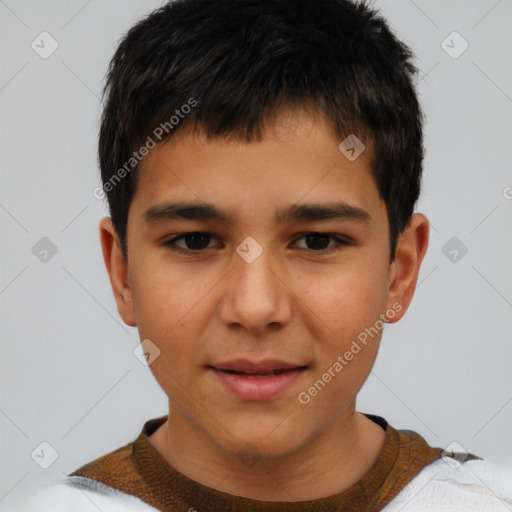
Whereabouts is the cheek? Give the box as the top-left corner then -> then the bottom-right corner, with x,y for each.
296,260 -> 387,402
129,274 -> 203,379
300,264 -> 388,339
130,257 -> 200,336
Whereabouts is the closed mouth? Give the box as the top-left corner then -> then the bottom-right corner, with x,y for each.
211,366 -> 308,377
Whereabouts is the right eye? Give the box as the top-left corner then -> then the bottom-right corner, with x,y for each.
164,232 -> 221,254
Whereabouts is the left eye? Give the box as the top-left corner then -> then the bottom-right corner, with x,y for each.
293,233 -> 348,253
165,232 -> 348,254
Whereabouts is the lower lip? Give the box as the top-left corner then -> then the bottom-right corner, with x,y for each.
210,367 -> 306,400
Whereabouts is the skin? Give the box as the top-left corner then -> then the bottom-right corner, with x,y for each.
100,109 -> 429,501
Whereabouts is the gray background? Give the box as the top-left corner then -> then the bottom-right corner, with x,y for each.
1,0 -> 511,507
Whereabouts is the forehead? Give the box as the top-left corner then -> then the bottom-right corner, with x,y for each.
130,111 -> 384,228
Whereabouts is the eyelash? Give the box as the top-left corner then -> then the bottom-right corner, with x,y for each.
163,232 -> 350,256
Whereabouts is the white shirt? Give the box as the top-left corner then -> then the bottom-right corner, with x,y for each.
10,458 -> 512,511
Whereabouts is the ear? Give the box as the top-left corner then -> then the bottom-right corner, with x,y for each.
385,213 -> 429,323
99,217 -> 137,327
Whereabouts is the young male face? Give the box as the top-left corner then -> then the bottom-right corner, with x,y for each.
101,109 -> 428,469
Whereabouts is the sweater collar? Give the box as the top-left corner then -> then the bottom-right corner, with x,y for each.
70,413 -> 444,511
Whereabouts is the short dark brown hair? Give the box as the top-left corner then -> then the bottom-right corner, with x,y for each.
99,0 -> 424,261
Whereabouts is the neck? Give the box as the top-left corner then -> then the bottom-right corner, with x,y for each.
148,404 -> 386,501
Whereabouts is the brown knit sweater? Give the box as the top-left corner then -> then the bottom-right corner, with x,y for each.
69,413 -> 479,511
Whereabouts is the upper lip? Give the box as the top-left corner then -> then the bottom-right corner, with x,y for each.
210,359 -> 307,373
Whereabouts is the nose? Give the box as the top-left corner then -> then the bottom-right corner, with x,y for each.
218,242 -> 293,335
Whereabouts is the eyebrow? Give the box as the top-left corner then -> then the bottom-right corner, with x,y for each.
143,200 -> 372,225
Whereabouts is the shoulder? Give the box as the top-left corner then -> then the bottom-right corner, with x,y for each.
10,476 -> 158,512
382,458 -> 512,511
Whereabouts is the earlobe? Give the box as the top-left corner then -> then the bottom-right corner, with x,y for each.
385,213 -> 429,323
99,218 -> 137,327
